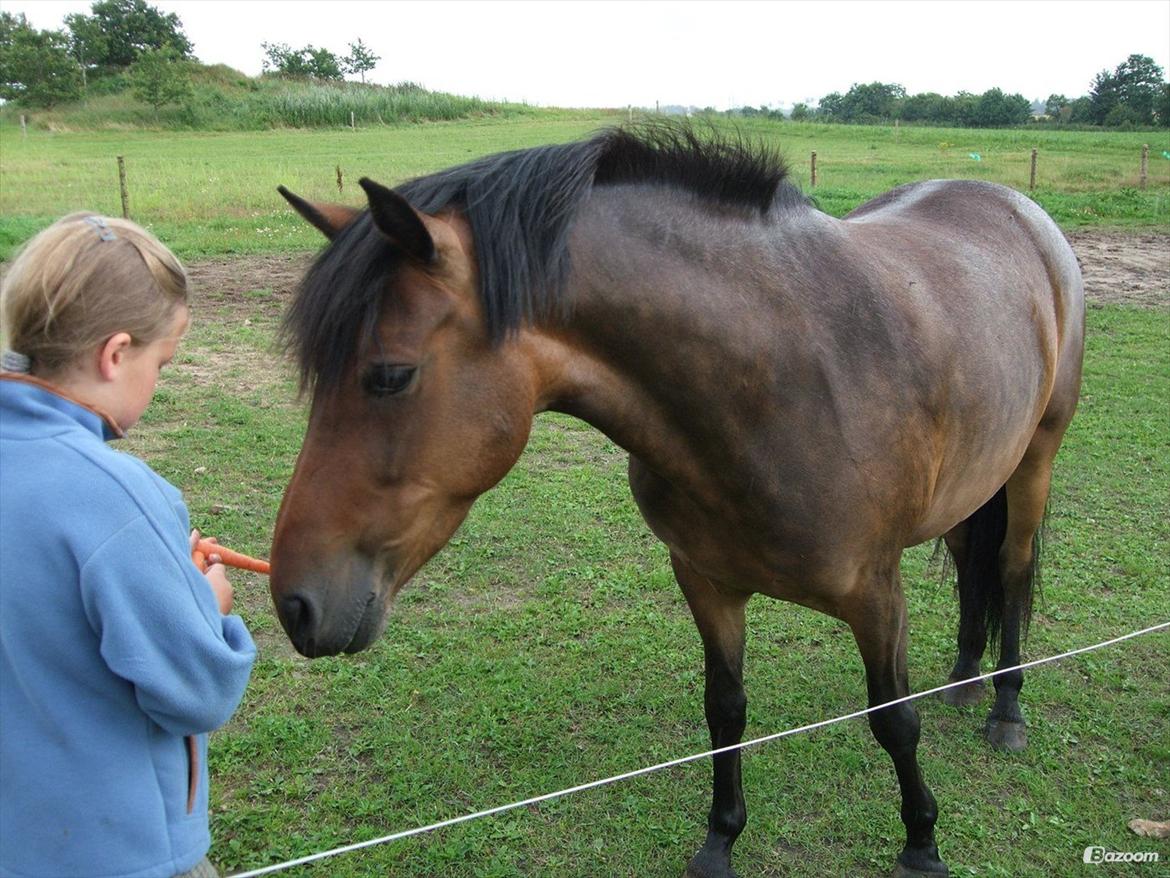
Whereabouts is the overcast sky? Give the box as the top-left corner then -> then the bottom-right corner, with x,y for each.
9,0 -> 1170,110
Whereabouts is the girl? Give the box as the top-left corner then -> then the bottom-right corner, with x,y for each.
0,213 -> 256,878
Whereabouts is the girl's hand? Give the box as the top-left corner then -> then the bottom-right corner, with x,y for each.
190,529 -> 233,614
204,561 -> 234,615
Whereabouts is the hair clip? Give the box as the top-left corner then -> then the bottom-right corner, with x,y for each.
84,216 -> 117,242
1,350 -> 32,373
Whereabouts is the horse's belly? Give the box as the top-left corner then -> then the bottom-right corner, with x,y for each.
627,455 -> 860,611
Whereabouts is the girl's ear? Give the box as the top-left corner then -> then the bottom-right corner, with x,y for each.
97,332 -> 133,381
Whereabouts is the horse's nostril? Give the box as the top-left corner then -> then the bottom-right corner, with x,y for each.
279,594 -> 318,651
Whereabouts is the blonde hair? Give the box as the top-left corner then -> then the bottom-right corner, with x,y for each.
1,212 -> 188,377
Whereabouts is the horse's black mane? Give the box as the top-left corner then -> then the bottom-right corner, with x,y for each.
284,121 -> 805,392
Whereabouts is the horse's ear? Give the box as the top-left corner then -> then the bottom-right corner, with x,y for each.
277,186 -> 360,240
358,177 -> 436,264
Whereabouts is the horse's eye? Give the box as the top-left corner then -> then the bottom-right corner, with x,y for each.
362,364 -> 416,397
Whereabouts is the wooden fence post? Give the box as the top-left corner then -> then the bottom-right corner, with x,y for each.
20,115 -> 27,138
336,165 -> 343,192
810,151 -> 817,188
1140,144 -> 1149,190
116,156 -> 130,219
1030,148 -> 1038,190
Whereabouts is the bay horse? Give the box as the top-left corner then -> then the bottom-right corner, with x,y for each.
270,122 -> 1084,877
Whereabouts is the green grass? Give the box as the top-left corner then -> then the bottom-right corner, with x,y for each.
0,116 -> 1166,261
113,277 -> 1170,878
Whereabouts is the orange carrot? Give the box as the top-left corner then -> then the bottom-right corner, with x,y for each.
192,537 -> 271,575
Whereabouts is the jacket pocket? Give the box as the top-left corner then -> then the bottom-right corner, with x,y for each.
185,734 -> 199,814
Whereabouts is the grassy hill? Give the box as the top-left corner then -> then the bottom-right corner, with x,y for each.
0,63 -> 598,132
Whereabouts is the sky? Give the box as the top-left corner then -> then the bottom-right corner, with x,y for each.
8,0 -> 1170,111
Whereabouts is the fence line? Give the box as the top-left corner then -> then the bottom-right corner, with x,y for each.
228,620 -> 1169,878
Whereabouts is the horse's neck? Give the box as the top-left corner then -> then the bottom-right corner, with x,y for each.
532,195 -> 780,484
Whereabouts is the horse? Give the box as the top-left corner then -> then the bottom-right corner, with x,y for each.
269,122 -> 1084,877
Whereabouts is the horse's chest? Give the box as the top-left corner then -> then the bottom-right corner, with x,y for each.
626,454 -> 837,599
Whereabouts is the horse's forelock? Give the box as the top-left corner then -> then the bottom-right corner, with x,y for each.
281,214 -> 400,395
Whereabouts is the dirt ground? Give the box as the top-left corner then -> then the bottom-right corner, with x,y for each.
186,228 -> 1168,311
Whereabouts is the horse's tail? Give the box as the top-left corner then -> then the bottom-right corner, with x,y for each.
956,485 -> 1041,649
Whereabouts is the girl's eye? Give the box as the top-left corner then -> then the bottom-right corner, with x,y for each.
362,364 -> 416,397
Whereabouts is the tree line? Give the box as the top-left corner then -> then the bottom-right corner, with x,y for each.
733,55 -> 1169,128
2,0 -> 1167,130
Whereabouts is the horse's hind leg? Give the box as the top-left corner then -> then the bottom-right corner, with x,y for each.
983,434 -> 1059,751
672,554 -> 749,878
847,561 -> 947,877
940,523 -> 990,708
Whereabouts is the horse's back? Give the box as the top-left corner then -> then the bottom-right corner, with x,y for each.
846,179 -> 1083,317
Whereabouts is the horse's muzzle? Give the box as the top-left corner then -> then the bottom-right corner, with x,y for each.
272,556 -> 386,657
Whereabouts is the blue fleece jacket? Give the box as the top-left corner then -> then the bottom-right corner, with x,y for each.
0,377 -> 256,878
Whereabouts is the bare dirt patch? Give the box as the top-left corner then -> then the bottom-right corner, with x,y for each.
1065,229 -> 1169,309
186,252 -> 311,314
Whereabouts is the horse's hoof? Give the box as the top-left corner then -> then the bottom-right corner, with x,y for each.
683,866 -> 739,878
940,678 -> 986,707
683,849 -> 738,878
985,718 -> 1028,751
892,862 -> 949,878
892,844 -> 949,877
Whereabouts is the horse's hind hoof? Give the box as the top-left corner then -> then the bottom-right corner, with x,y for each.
940,678 -> 986,707
985,718 -> 1028,751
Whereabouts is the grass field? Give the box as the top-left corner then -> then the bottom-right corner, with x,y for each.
2,117 -> 1168,876
0,115 -> 1167,261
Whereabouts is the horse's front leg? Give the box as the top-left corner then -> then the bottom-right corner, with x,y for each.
847,563 -> 949,877
672,554 -> 750,878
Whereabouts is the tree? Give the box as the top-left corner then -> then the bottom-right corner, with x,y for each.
1158,83 -> 1170,128
789,102 -> 812,121
62,11 -> 106,93
971,88 -> 1032,127
262,41 -> 343,80
1088,68 -> 1121,124
262,42 -> 307,76
66,0 -> 192,75
901,92 -> 954,124
951,91 -> 980,127
816,91 -> 844,120
129,44 -> 191,113
1115,54 -> 1164,124
837,81 -> 906,122
1044,94 -> 1068,117
1090,54 -> 1165,126
306,46 -> 343,81
0,12 -> 83,107
1067,96 -> 1093,125
344,38 -> 378,83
